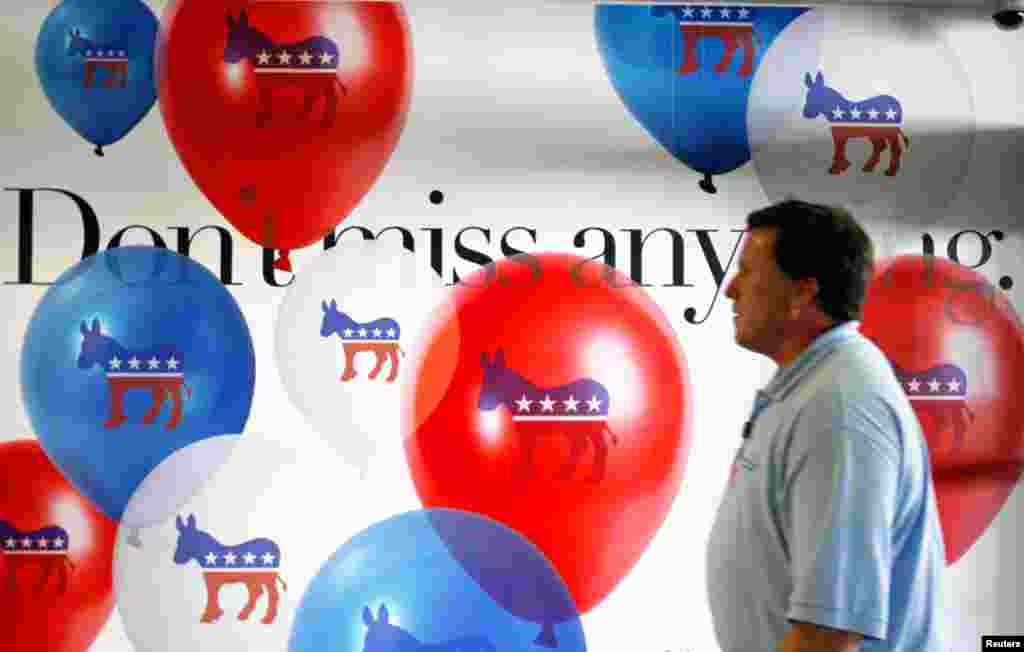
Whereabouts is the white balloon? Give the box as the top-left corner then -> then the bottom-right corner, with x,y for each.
114,433 -> 362,652
748,5 -> 975,227
274,238 -> 452,476
119,435 -> 239,541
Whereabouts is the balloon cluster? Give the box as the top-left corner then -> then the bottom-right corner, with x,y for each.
594,3 -> 974,207
16,241 -> 695,652
36,0 -> 412,269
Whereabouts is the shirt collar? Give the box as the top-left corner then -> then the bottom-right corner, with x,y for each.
758,320 -> 861,403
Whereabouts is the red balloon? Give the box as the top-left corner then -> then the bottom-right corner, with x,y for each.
157,1 -> 412,271
0,440 -> 117,652
402,253 -> 692,613
859,255 -> 1024,564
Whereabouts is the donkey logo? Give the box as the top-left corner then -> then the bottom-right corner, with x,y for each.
890,361 -> 974,453
802,70 -> 910,176
320,300 -> 405,382
479,350 -> 619,482
653,5 -> 761,77
362,604 -> 496,652
77,319 -> 191,430
1,519 -> 74,596
173,514 -> 287,624
67,28 -> 129,89
224,10 -> 348,128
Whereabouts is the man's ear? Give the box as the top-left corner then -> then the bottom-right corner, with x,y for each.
791,277 -> 820,317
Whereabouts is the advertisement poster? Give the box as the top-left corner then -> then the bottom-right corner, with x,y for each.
3,1 -> 1023,650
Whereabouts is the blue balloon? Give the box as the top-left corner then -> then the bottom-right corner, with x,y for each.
594,4 -> 808,193
20,246 -> 255,522
289,509 -> 587,652
35,0 -> 158,156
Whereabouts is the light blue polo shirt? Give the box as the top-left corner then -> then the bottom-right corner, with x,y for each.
706,321 -> 947,651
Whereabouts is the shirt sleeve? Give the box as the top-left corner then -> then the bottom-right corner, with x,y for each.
781,388 -> 901,640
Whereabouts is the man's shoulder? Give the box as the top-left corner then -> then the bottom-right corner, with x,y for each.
787,336 -> 915,443
815,334 -> 908,401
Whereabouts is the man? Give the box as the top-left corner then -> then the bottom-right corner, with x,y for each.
706,199 -> 946,651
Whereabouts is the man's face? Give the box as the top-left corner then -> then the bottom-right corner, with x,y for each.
724,227 -> 799,358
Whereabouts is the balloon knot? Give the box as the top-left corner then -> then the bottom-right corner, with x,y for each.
274,251 -> 293,273
533,622 -> 558,648
699,172 -> 717,194
94,145 -> 105,157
